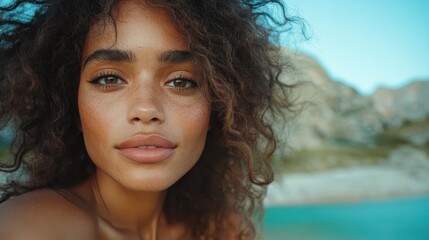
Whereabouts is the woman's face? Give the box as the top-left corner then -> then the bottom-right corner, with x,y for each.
78,1 -> 211,191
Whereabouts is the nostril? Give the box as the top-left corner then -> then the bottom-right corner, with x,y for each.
131,116 -> 160,123
149,117 -> 160,122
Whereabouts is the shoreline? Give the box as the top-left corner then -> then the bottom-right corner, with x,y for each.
265,165 -> 429,206
265,191 -> 429,207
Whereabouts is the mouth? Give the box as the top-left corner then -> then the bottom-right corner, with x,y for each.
136,146 -> 157,149
116,134 -> 176,163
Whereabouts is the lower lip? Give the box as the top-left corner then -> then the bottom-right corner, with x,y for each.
117,147 -> 175,163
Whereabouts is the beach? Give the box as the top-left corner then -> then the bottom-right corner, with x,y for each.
266,164 -> 429,205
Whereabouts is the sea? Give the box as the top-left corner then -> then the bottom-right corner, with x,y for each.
263,196 -> 429,240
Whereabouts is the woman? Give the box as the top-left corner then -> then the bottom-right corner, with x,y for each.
0,0 -> 294,239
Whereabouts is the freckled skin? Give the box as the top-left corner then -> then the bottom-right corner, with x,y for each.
75,1 -> 211,238
79,2 -> 211,192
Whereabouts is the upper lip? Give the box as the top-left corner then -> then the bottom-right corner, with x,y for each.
115,134 -> 176,149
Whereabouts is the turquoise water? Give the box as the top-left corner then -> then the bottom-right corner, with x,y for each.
264,196 -> 429,240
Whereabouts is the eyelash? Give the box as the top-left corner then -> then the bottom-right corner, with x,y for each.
165,74 -> 198,91
89,72 -> 125,90
88,72 -> 198,92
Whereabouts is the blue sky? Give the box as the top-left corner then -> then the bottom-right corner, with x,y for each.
282,0 -> 429,95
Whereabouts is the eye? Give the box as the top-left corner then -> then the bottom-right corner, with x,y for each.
90,75 -> 126,85
165,78 -> 197,89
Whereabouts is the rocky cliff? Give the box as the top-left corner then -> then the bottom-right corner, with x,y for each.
372,81 -> 429,146
279,49 -> 429,151
372,81 -> 429,128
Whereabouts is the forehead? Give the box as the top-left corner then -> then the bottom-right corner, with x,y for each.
82,1 -> 188,58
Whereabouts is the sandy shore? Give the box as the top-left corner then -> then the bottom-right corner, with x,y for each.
266,165 -> 429,205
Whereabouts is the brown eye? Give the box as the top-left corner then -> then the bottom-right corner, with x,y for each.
89,74 -> 126,86
98,76 -> 125,85
166,78 -> 197,88
104,76 -> 120,84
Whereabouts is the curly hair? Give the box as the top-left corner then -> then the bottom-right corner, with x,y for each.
1,0 -> 296,238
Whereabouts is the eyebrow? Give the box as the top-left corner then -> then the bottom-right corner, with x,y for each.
157,50 -> 192,64
83,49 -> 192,68
83,49 -> 136,67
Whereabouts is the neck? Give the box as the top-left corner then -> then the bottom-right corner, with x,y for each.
92,170 -> 166,239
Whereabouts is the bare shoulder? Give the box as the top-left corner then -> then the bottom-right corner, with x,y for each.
0,188 -> 97,240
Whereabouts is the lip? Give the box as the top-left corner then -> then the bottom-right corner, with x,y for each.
115,134 -> 176,163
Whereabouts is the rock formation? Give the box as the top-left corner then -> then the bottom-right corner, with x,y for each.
372,80 -> 429,128
278,49 -> 429,151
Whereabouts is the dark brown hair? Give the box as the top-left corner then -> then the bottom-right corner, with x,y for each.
1,0 -> 296,238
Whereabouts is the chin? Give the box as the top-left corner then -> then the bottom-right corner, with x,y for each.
119,174 -> 179,192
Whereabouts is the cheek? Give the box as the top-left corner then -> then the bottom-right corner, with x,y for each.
78,87 -> 120,126
78,89 -> 117,149
178,99 -> 211,144
78,92 -> 99,153
186,105 -> 210,128
79,92 -> 99,131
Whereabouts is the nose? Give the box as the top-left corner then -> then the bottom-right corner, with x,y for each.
128,84 -> 165,124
